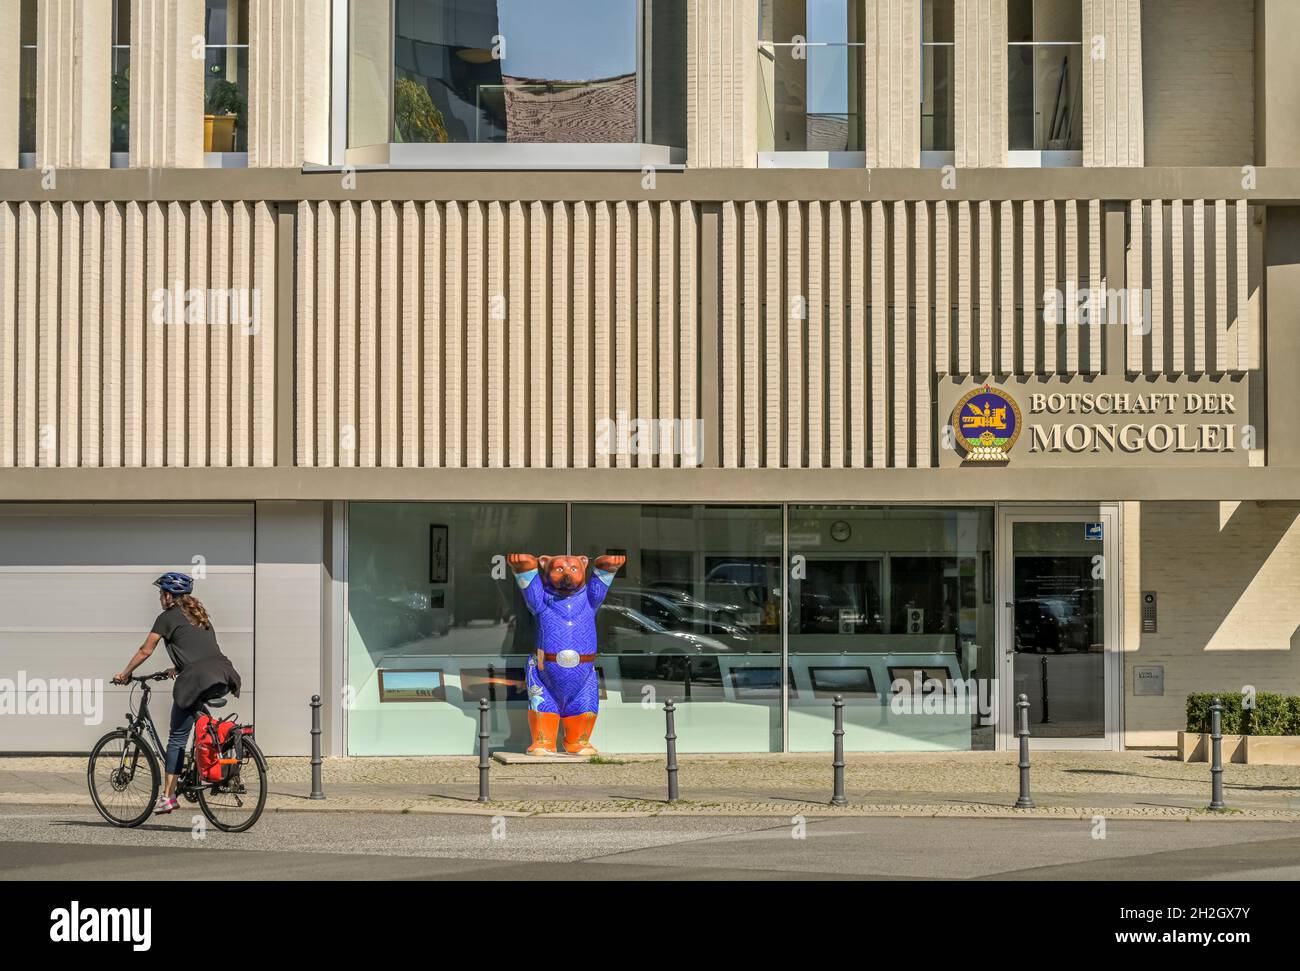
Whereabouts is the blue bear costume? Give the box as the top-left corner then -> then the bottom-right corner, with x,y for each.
515,565 -> 615,718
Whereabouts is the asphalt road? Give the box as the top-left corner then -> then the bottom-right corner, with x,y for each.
1,808 -> 1298,880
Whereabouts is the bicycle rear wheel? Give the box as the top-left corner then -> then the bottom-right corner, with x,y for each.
198,737 -> 268,833
87,729 -> 160,828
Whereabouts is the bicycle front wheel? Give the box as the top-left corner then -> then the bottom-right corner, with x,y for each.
198,737 -> 268,833
87,729 -> 160,828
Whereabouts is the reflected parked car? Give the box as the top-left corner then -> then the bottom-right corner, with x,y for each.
608,586 -> 751,641
596,601 -> 734,654
1015,597 -> 1089,653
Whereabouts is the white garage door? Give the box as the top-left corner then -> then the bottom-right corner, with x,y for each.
0,503 -> 255,753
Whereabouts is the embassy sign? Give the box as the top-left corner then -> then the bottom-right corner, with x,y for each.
942,379 -> 1254,468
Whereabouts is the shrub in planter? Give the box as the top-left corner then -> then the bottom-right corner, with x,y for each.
1186,691 -> 1300,735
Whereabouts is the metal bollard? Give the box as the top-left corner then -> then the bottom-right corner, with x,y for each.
830,695 -> 847,806
1040,656 -> 1051,723
477,698 -> 491,803
1208,697 -> 1225,810
1015,693 -> 1035,809
309,695 -> 325,800
664,698 -> 679,803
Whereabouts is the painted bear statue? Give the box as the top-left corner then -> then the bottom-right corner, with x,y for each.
506,552 -> 625,756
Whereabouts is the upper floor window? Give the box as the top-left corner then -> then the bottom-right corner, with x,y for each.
111,0 -> 130,161
348,0 -> 686,166
921,0 -> 954,156
19,0 -> 36,167
204,0 -> 249,160
759,0 -> 866,157
1008,0 -> 1082,158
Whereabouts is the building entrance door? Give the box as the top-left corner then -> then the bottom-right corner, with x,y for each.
997,506 -> 1121,750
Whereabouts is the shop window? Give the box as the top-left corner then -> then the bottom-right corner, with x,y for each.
348,0 -> 686,166
1008,0 -> 1082,159
571,504 -> 784,753
787,506 -> 996,752
111,0 -> 130,164
759,0 -> 866,159
346,502 -> 566,755
921,0 -> 954,157
18,0 -> 36,167
204,0 -> 249,163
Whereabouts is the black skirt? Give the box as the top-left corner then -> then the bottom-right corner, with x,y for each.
174,654 -> 242,710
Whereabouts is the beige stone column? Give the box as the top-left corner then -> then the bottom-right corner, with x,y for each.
687,0 -> 758,167
954,0 -> 1007,168
0,3 -> 23,168
248,0 -> 331,167
865,0 -> 921,168
36,0 -> 114,169
1256,0 -> 1300,166
1082,0 -> 1144,167
131,0 -> 205,168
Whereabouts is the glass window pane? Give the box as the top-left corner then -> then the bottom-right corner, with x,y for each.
923,0 -> 954,45
921,43 -> 954,152
1031,0 -> 1082,43
112,48 -> 131,154
346,502 -> 566,755
205,47 -> 249,152
20,0 -> 37,46
205,0 -> 248,47
1008,0 -> 1034,42
571,504 -> 784,753
112,0 -> 131,155
645,0 -> 687,149
1011,522 -> 1105,738
761,0 -> 862,46
350,0 -> 393,150
393,0 -> 641,145
788,507 -> 996,752
762,44 -> 863,152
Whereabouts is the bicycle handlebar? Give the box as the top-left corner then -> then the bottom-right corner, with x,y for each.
113,671 -> 170,685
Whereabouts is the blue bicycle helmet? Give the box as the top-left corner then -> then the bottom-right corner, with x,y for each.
153,572 -> 194,595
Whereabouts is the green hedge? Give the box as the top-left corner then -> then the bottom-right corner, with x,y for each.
1186,693 -> 1300,735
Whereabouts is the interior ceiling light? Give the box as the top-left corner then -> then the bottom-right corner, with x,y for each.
456,47 -> 495,64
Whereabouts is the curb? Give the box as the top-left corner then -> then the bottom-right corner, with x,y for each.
4,793 -> 1298,822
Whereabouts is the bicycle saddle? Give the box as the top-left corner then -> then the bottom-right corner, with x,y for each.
205,698 -> 228,709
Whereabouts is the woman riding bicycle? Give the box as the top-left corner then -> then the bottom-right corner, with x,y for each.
112,572 -> 242,815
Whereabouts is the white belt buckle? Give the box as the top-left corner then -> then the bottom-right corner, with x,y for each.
555,649 -> 581,669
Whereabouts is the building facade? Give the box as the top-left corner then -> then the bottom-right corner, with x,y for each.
3,0 -> 1300,757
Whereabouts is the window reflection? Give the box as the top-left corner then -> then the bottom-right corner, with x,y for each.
759,0 -> 865,154
573,503 -> 783,752
787,507 -> 996,752
393,0 -> 648,145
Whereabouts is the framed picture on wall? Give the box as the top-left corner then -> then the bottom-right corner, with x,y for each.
429,524 -> 449,584
377,669 -> 446,703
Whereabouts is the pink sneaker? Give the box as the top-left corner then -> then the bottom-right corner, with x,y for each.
152,795 -> 178,815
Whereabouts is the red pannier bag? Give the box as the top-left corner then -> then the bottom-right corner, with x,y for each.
195,714 -> 240,783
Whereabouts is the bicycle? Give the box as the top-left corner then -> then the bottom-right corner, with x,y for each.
87,671 -> 268,833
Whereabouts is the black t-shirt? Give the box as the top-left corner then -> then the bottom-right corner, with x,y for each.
150,605 -> 222,672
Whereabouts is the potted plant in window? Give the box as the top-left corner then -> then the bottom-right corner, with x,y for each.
205,79 -> 245,153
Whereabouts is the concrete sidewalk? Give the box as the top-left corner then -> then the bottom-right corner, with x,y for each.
5,750 -> 1299,820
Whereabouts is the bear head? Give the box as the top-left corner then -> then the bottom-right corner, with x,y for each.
538,555 -> 589,595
